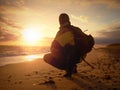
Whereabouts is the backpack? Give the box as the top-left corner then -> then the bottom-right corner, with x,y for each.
69,26 -> 95,60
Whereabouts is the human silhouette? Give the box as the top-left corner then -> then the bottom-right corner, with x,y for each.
44,13 -> 87,77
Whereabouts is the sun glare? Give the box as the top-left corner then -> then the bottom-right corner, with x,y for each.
25,55 -> 40,61
22,27 -> 42,45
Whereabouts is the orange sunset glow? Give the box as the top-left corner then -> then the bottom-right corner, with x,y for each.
0,1 -> 120,90
0,0 -> 120,46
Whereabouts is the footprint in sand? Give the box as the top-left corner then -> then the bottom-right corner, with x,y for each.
35,79 -> 55,86
7,75 -> 12,82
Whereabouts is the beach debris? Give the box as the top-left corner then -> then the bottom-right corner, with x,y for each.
37,79 -> 55,85
44,79 -> 55,85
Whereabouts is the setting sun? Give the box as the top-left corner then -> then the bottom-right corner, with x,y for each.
22,27 -> 42,45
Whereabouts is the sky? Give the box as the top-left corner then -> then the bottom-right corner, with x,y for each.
0,0 -> 120,46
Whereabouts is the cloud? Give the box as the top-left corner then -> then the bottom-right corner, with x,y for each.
0,34 -> 18,41
71,14 -> 88,23
0,0 -> 24,29
0,0 -> 23,42
96,0 -> 120,8
75,0 -> 120,8
0,15 -> 22,29
0,0 -> 24,8
0,0 -> 120,44
95,22 -> 120,44
1,0 -> 119,11
0,28 -> 19,41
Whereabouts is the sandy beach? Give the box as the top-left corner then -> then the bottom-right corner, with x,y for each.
0,45 -> 120,90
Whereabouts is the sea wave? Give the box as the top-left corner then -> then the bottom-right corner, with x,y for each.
0,45 -> 50,57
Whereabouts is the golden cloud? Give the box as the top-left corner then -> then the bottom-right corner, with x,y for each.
71,14 -> 88,23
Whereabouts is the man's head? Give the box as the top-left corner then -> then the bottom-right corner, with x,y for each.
59,13 -> 70,26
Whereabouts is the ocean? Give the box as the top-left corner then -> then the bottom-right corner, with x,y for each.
0,45 -> 50,66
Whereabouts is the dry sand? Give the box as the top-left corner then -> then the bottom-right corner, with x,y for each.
0,45 -> 120,90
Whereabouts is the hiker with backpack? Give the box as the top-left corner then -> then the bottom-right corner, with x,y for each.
44,13 -> 94,77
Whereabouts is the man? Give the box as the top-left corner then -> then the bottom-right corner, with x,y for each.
44,13 -> 84,77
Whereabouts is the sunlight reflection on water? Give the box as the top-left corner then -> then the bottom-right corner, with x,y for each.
0,53 -> 47,66
25,55 -> 41,61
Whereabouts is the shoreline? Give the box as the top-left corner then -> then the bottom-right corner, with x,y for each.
0,44 -> 106,67
0,54 -> 45,67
